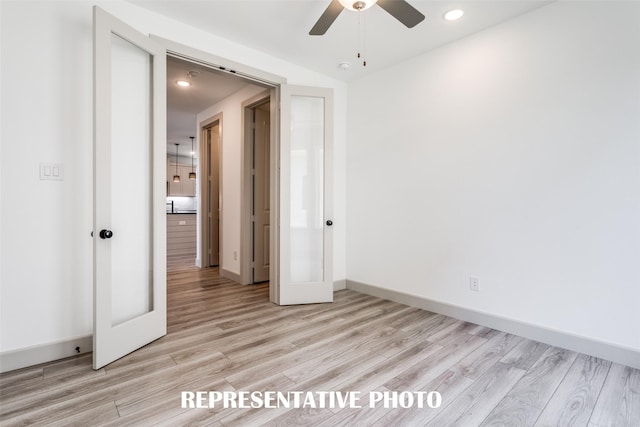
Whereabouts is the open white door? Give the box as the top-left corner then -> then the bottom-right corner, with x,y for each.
276,85 -> 333,305
93,7 -> 167,369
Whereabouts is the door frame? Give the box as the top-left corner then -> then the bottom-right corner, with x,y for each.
198,114 -> 222,269
240,91 -> 275,285
151,36 -> 333,305
151,35 -> 284,298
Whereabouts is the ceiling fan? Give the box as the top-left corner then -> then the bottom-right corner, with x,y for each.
310,0 -> 425,35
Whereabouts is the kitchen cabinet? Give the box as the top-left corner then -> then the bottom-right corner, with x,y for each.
167,213 -> 196,257
180,166 -> 196,196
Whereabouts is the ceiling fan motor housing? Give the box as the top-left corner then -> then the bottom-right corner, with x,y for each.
339,0 -> 377,12
353,1 -> 366,10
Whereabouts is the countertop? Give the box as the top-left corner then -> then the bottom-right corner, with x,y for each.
167,211 -> 196,215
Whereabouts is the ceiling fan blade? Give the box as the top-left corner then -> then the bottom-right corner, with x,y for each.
376,0 -> 425,28
309,0 -> 344,35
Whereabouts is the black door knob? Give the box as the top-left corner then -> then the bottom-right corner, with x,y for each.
326,220 -> 333,226
99,229 -> 113,239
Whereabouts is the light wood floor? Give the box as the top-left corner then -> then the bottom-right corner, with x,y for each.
1,260 -> 639,426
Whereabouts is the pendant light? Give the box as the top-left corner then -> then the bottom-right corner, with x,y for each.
173,143 -> 180,183
189,136 -> 196,180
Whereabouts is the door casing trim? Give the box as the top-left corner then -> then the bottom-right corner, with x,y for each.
150,35 -> 283,302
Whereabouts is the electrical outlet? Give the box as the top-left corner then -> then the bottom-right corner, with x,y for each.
470,277 -> 480,292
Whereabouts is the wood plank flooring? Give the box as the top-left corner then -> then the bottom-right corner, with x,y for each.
1,261 -> 639,426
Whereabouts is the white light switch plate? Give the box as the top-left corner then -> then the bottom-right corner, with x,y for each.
40,162 -> 63,180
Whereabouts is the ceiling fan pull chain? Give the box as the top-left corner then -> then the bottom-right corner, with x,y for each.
356,10 -> 367,66
363,12 -> 367,66
357,12 -> 362,61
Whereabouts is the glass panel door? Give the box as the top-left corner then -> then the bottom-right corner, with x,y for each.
109,33 -> 154,326
290,95 -> 325,284
93,7 -> 166,369
277,85 -> 333,305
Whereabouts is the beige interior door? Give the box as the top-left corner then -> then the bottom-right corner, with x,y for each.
206,124 -> 220,266
252,103 -> 270,283
93,7 -> 167,369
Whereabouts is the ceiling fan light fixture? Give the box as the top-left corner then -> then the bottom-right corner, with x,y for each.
338,0 -> 377,12
444,9 -> 464,21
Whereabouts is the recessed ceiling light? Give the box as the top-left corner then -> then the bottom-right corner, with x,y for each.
444,9 -> 464,21
176,80 -> 191,87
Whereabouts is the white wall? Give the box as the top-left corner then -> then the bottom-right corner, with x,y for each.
196,84 -> 267,275
1,2 -> 94,353
0,0 -> 347,356
347,1 -> 640,352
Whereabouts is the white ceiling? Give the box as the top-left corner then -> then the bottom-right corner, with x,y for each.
166,55 -> 259,153
156,0 -> 554,156
131,0 -> 553,82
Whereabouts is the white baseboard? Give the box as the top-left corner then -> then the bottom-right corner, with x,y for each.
346,280 -> 640,370
0,335 -> 92,373
221,268 -> 241,283
8,280 -> 636,373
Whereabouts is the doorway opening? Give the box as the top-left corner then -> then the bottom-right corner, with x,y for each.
165,52 -> 277,290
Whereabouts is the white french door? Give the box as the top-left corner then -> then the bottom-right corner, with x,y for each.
93,7 -> 167,369
276,85 -> 334,305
